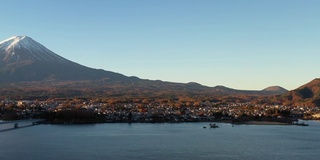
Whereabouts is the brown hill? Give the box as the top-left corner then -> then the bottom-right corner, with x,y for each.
281,78 -> 320,107
262,86 -> 288,95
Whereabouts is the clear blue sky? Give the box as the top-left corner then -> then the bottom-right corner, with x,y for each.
1,0 -> 319,90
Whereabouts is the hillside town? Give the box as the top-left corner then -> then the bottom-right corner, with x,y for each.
1,98 -> 319,124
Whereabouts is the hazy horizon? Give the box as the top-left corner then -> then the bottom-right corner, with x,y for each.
1,0 -> 319,90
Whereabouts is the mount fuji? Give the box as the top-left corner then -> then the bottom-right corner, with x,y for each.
0,36 -> 287,98
0,36 -> 132,82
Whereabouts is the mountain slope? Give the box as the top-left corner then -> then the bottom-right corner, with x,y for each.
0,36 -> 130,82
281,78 -> 320,107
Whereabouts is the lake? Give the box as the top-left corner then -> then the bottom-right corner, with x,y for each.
0,121 -> 319,160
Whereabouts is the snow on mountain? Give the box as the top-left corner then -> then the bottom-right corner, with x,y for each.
0,36 -> 68,63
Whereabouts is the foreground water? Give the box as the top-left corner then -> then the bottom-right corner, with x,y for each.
0,121 -> 320,160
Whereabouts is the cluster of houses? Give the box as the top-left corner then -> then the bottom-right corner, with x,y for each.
1,98 -> 320,122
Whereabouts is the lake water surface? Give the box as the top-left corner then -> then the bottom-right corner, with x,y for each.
0,121 -> 319,160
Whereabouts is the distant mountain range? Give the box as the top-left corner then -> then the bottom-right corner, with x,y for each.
0,36 -> 289,99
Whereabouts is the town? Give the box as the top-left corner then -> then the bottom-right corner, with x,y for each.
1,97 -> 319,124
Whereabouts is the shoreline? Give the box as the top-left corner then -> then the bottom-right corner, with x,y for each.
237,121 -> 290,125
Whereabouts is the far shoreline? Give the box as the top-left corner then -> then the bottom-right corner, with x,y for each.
41,119 -> 309,126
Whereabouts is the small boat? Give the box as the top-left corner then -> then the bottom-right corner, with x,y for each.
210,123 -> 219,128
296,122 -> 309,126
292,121 -> 309,126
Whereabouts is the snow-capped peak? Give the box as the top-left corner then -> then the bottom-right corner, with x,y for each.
0,36 -> 28,49
0,35 -> 68,63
